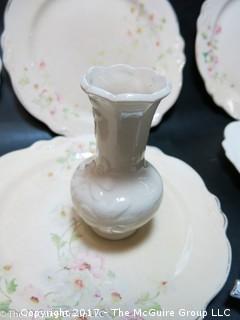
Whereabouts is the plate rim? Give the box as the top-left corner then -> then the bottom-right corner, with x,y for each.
222,120 -> 240,172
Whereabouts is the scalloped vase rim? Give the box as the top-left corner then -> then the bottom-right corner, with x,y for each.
81,64 -> 171,103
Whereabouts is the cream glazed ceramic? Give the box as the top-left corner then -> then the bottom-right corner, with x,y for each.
0,137 -> 231,319
71,65 -> 171,240
222,121 -> 240,172
2,0 -> 185,136
196,0 -> 240,119
0,58 -> 2,83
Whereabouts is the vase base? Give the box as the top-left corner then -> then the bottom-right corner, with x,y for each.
92,227 -> 137,240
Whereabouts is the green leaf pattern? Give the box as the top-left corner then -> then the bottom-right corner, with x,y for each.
5,278 -> 17,295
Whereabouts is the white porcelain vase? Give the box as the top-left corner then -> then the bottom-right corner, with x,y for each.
71,65 -> 171,240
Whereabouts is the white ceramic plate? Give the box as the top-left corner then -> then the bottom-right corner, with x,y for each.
0,58 -> 2,80
222,121 -> 240,172
0,137 -> 231,319
196,0 -> 240,119
2,0 -> 185,136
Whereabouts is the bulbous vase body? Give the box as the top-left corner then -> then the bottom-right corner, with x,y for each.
71,65 -> 171,240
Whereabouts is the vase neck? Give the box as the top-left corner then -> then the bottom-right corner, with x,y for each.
91,97 -> 159,173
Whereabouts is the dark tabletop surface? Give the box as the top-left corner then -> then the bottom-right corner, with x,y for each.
0,1 -> 239,319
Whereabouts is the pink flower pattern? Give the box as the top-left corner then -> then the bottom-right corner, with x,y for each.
69,251 -> 104,278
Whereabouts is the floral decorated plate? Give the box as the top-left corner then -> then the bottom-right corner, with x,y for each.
1,0 -> 185,136
222,121 -> 240,172
0,137 -> 231,319
196,0 -> 240,119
